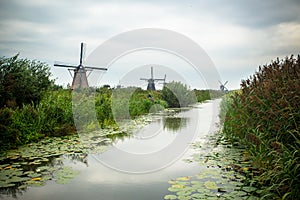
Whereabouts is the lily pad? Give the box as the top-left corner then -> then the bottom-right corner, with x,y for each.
54,166 -> 80,184
176,176 -> 191,181
164,194 -> 177,200
0,182 -> 15,188
204,181 -> 218,190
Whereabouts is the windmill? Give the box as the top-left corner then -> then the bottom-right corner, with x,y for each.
159,74 -> 167,87
218,80 -> 229,92
54,42 -> 107,90
140,67 -> 166,90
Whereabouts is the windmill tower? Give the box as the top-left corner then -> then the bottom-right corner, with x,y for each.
218,80 -> 229,92
140,67 -> 166,90
54,42 -> 107,90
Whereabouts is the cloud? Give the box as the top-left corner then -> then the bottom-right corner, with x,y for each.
0,0 -> 299,89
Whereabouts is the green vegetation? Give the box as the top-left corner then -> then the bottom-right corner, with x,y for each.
0,54 -> 220,152
221,55 -> 300,199
165,133 -> 260,199
162,81 -> 197,107
0,54 -> 53,107
0,90 -> 74,150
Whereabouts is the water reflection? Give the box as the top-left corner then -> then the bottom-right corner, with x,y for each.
0,100 -> 222,200
162,117 -> 188,132
0,152 -> 90,198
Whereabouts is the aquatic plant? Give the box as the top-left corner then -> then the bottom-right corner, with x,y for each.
165,134 -> 260,200
222,55 -> 300,199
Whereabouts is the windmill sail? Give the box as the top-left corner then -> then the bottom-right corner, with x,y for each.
140,66 -> 166,90
54,42 -> 107,90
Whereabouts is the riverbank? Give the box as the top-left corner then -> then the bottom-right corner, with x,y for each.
1,87 -> 223,152
1,99 -> 222,199
220,55 -> 300,200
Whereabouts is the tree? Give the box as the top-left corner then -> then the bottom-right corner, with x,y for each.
162,81 -> 197,108
0,54 -> 53,107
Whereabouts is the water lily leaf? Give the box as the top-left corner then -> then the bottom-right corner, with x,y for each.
31,177 -> 42,181
168,180 -> 177,184
18,184 -> 28,189
168,184 -> 185,192
242,186 -> 257,193
177,190 -> 192,196
27,173 -> 41,178
177,195 -> 191,200
231,190 -> 247,197
0,182 -> 15,188
9,176 -> 29,183
176,176 -> 191,181
4,166 -> 12,170
164,194 -> 177,200
26,180 -> 45,187
37,166 -> 50,172
204,181 -> 218,190
54,166 -> 80,184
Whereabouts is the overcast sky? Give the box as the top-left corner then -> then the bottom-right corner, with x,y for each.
0,0 -> 299,89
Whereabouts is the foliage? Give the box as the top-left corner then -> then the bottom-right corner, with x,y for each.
221,55 -> 300,199
194,89 -> 224,103
162,81 -> 197,108
95,87 -> 115,128
0,54 -> 53,108
0,90 -> 74,151
0,55 -> 221,152
165,133 -> 260,199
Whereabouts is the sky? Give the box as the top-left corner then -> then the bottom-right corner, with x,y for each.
0,0 -> 300,90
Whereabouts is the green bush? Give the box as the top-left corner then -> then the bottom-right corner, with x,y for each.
222,55 -> 300,199
162,81 -> 197,108
110,87 -> 168,121
0,54 -> 53,107
0,90 -> 74,151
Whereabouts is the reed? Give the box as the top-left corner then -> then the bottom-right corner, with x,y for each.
221,55 -> 300,199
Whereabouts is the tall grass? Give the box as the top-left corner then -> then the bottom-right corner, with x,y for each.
221,55 -> 300,199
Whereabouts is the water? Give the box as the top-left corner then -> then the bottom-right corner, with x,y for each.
1,99 -> 222,200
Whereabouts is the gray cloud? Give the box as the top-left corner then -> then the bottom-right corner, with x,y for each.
0,0 -> 299,89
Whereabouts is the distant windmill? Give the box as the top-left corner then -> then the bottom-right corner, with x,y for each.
116,80 -> 124,89
140,67 -> 166,90
54,42 -> 107,90
218,80 -> 229,92
159,74 -> 167,87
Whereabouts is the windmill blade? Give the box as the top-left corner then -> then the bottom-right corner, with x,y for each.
54,63 -> 78,68
151,67 -> 153,79
84,66 -> 107,71
218,80 -> 223,85
140,78 -> 149,81
79,42 -> 86,66
223,81 -> 228,86
154,78 -> 165,81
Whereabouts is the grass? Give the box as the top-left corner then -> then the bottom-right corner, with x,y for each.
220,55 -> 300,199
1,81 -> 220,152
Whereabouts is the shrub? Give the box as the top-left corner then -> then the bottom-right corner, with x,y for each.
0,90 -> 74,152
162,81 -> 197,108
0,54 -> 53,108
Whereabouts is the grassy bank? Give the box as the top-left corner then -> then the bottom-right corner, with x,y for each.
221,55 -> 300,199
0,85 -> 220,152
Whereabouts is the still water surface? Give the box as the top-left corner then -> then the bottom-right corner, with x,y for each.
1,99 -> 221,200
